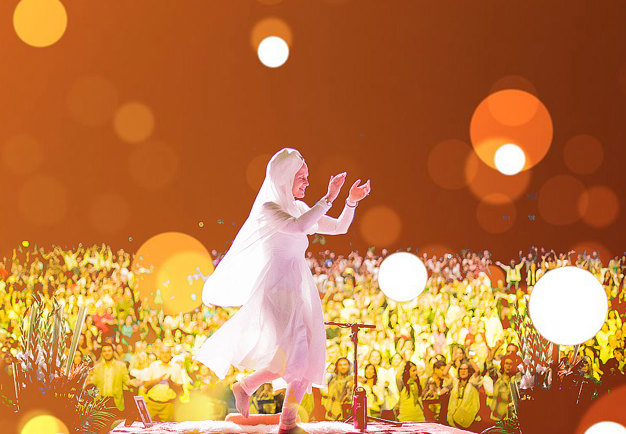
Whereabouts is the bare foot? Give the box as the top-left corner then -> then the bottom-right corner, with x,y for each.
232,382 -> 250,418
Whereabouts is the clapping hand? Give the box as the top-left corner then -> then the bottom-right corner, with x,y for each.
348,179 -> 371,203
327,172 -> 347,202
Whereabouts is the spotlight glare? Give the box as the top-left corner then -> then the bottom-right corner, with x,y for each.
494,143 -> 526,175
257,36 -> 289,68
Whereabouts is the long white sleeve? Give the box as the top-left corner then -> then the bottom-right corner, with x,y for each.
263,200 -> 332,234
316,202 -> 356,235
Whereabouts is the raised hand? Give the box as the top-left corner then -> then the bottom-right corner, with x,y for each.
327,172 -> 347,202
348,179 -> 371,203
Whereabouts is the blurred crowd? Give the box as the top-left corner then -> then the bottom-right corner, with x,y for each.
0,243 -> 624,431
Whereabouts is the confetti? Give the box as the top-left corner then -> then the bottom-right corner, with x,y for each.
128,237 -> 133,242
503,215 -> 510,220
22,241 -> 29,247
528,215 -> 536,221
217,219 -> 224,224
198,221 -> 204,228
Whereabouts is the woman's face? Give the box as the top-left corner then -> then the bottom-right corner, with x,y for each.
292,163 -> 309,198
391,354 -> 403,367
369,351 -> 382,366
365,365 -> 376,379
409,365 -> 418,380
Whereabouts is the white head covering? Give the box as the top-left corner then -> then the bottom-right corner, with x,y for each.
202,148 -> 306,307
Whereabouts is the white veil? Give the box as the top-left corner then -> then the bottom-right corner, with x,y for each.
202,148 -> 305,307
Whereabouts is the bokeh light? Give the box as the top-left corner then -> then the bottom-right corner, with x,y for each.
251,17 -> 293,49
113,102 -> 155,143
578,185 -> 620,228
19,412 -> 69,434
470,89 -> 553,171
465,152 -> 532,204
13,0 -> 67,48
537,174 -> 586,225
89,193 -> 131,234
584,422 -> 626,434
570,241 -> 613,265
257,36 -> 290,68
2,135 -> 44,175
246,153 -> 271,191
494,143 -> 526,175
563,134 -> 604,175
128,141 -> 180,190
475,194 -> 516,234
318,154 -> 362,183
18,175 -> 68,227
378,252 -> 428,302
67,75 -> 119,127
427,140 -> 478,189
359,205 -> 402,248
529,266 -> 608,346
257,0 -> 284,4
576,384 -> 626,434
131,232 -> 214,314
490,75 -> 538,96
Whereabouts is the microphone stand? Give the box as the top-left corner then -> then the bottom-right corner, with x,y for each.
325,321 -> 402,428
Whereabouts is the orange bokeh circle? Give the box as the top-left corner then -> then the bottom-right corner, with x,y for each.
246,153 -> 271,191
250,17 -> 293,49
113,102 -> 155,143
575,385 -> 626,433
490,75 -> 538,96
578,185 -> 620,228
131,232 -> 214,314
475,193 -> 516,234
465,152 -> 532,204
428,139 -> 477,190
537,175 -> 586,226
359,205 -> 402,248
563,134 -> 604,175
470,89 -> 553,171
569,241 -> 614,264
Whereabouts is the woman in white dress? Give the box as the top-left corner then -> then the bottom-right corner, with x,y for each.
194,148 -> 370,434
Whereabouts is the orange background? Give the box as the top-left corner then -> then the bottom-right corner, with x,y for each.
1,1 -> 625,261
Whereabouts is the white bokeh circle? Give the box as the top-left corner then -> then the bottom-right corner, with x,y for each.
529,266 -> 608,346
257,36 -> 289,68
494,143 -> 526,175
378,252 -> 428,302
584,421 -> 626,434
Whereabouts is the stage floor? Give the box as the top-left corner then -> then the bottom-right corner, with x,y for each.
110,420 -> 474,434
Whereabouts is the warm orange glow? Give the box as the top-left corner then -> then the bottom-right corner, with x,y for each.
13,0 -> 67,48
578,185 -> 620,228
575,384 -> 626,434
475,193 -> 516,234
131,232 -> 214,314
563,134 -> 604,175
428,139 -> 477,190
89,193 -> 131,234
18,175 -> 68,227
359,205 -> 402,248
251,17 -> 293,49
67,76 -> 119,127
246,153 -> 271,191
128,141 -> 180,190
470,90 -> 553,171
537,175 -> 585,226
465,152 -> 532,204
2,135 -> 44,175
113,102 -> 155,143
486,264 -> 506,287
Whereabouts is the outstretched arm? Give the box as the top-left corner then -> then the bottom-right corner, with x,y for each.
264,200 -> 333,234
316,202 -> 356,235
